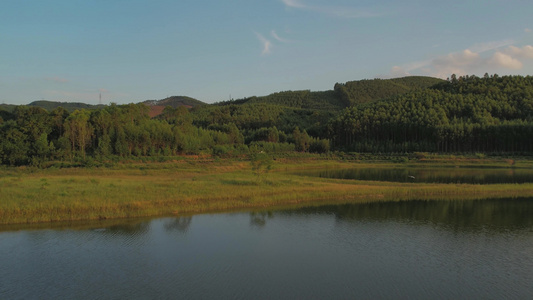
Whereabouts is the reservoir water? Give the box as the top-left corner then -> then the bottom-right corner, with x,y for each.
1,198 -> 532,299
294,166 -> 533,184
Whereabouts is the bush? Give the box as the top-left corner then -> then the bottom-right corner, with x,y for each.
212,145 -> 231,157
309,138 -> 330,153
249,141 -> 295,153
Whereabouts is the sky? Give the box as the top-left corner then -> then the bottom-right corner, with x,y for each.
2,0 -> 533,105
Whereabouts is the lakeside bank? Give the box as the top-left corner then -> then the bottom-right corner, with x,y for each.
1,156 -> 533,225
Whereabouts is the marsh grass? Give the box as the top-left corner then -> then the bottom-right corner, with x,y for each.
1,159 -> 532,224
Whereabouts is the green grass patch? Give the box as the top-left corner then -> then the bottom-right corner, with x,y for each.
0,157 -> 532,225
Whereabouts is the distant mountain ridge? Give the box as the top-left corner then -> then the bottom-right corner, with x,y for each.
142,96 -> 206,108
142,96 -> 206,117
334,76 -> 444,106
28,100 -> 107,112
217,90 -> 344,111
1,76 -> 445,117
1,96 -> 207,115
215,76 -> 444,111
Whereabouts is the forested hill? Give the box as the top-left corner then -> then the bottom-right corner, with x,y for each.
214,76 -> 443,111
143,96 -> 206,118
28,100 -> 107,112
334,76 -> 444,106
1,76 -> 441,114
142,96 -> 206,108
330,74 -> 533,153
191,76 -> 446,139
216,90 -> 345,111
1,96 -> 205,114
2,74 -> 532,167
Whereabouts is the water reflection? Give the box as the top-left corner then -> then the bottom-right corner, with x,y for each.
296,167 -> 533,184
249,211 -> 274,227
163,217 -> 192,233
283,198 -> 533,232
102,221 -> 151,235
1,198 -> 532,299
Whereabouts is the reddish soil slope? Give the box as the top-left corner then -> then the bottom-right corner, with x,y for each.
148,105 -> 166,118
148,104 -> 193,118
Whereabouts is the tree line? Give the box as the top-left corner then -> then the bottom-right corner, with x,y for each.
329,74 -> 533,153
0,102 -> 330,166
1,74 -> 532,166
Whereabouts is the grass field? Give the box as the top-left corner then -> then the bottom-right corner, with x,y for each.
1,156 -> 532,225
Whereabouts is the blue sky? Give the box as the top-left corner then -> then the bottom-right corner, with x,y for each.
2,0 -> 533,105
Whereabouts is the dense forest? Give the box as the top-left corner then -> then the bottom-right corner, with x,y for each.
0,75 -> 532,166
334,76 -> 443,106
330,74 -> 533,153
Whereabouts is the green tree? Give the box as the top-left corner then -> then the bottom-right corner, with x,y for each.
249,148 -> 273,181
64,110 -> 93,159
31,133 -> 53,166
95,134 -> 112,157
0,121 -> 30,165
293,127 -> 311,152
114,127 -> 129,157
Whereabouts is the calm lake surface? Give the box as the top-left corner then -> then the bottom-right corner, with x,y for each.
1,198 -> 533,299
295,166 -> 533,184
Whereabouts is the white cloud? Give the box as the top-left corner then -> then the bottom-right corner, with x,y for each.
271,30 -> 290,43
253,30 -> 293,56
433,49 -> 481,68
505,45 -> 533,59
280,0 -> 382,18
427,49 -> 481,78
254,32 -> 272,55
281,0 -> 305,9
389,43 -> 533,79
525,28 -> 531,33
318,6 -> 382,18
468,40 -> 515,53
488,52 -> 523,69
389,66 -> 411,78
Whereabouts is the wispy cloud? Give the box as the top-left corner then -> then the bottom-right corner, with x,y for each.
386,42 -> 533,79
387,66 -> 410,78
254,32 -> 272,55
281,0 -> 305,9
271,30 -> 291,43
468,39 -> 515,53
280,0 -> 383,18
505,45 -> 533,59
488,52 -> 522,70
429,49 -> 482,77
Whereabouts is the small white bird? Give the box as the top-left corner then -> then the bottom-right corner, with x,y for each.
408,175 -> 415,179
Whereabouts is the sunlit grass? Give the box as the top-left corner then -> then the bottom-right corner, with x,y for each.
1,158 -> 532,224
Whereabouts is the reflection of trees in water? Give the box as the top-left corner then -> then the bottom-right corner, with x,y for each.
299,168 -> 533,184
250,211 -> 273,227
164,217 -> 192,233
105,221 -> 151,235
281,198 -> 533,232
332,198 -> 533,231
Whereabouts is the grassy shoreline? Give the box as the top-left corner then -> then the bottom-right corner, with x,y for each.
1,156 -> 533,225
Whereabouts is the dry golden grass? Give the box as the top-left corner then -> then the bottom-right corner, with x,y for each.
1,159 -> 532,224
